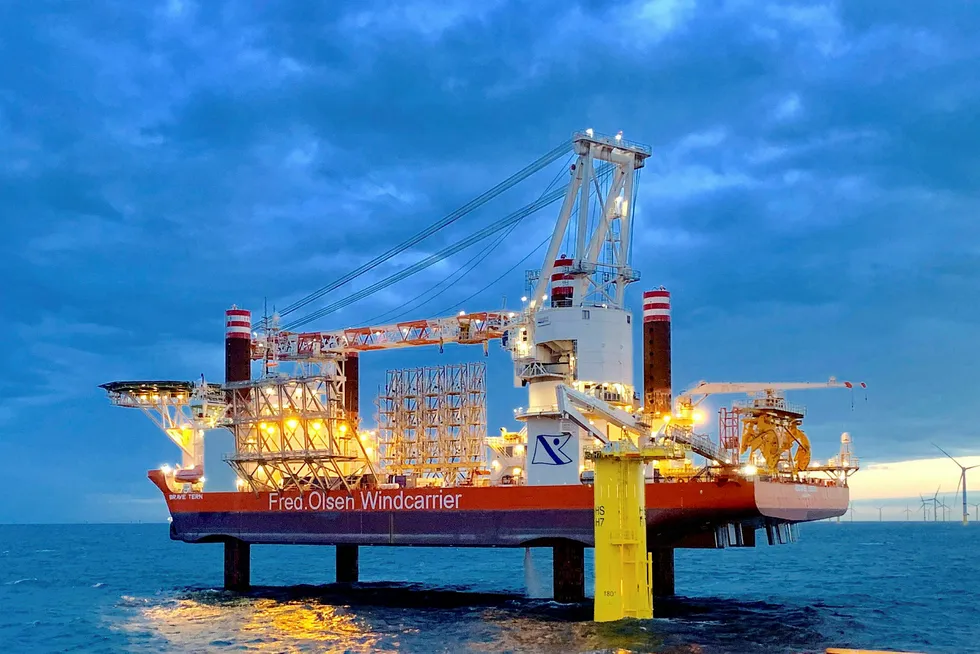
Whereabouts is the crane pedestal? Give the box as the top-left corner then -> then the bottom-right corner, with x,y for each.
336,544 -> 359,583
223,538 -> 250,591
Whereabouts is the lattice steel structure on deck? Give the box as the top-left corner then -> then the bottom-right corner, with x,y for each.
378,362 -> 488,485
718,407 -> 741,464
224,359 -> 376,493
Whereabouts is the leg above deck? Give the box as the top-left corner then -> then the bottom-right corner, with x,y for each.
552,542 -> 585,603
336,544 -> 359,583
650,547 -> 675,597
223,538 -> 250,592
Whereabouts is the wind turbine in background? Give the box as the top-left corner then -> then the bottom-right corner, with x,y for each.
939,498 -> 950,522
875,506 -> 885,522
848,503 -> 856,522
971,502 -> 980,522
903,504 -> 912,521
934,443 -> 979,526
930,486 -> 941,522
919,494 -> 931,521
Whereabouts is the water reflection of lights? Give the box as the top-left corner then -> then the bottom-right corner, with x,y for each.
470,612 -> 663,653
244,599 -> 375,647
117,590 -> 681,653
129,596 -> 383,652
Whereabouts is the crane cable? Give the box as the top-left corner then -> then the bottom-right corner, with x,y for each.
438,234 -> 550,316
357,154 -> 576,327
440,164 -> 615,316
283,184 -> 571,331
284,162 -> 617,331
277,139 -> 574,317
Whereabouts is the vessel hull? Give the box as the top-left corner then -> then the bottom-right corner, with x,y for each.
151,472 -> 847,547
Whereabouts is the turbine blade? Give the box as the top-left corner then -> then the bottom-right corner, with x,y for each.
933,443 -> 963,468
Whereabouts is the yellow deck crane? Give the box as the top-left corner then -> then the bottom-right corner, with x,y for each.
672,378 -> 863,476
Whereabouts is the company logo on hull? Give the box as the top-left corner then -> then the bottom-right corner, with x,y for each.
532,433 -> 573,465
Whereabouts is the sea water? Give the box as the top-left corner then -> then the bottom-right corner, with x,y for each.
1,521 -> 976,653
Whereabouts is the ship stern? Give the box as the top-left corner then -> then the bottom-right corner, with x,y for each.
754,480 -> 848,522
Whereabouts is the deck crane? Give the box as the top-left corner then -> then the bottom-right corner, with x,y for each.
665,378 -> 866,476
253,129 -> 654,491
676,377 -> 863,410
252,140 -> 625,364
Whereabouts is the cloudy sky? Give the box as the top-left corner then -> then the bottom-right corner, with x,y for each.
2,0 -> 978,522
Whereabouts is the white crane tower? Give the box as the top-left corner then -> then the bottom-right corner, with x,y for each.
506,129 -> 651,486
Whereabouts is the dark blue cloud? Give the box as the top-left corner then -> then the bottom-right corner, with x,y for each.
1,0 -> 978,521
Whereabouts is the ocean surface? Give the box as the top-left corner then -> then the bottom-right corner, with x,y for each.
1,521 -> 976,653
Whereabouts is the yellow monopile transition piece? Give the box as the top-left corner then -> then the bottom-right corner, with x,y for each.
592,448 -> 654,622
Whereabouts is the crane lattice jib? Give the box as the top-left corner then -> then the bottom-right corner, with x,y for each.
254,311 -> 524,361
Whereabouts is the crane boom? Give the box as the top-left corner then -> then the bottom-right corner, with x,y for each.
252,311 -> 523,361
678,377 -> 864,407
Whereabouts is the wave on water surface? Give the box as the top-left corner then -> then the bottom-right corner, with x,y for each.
0,522 -> 976,653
